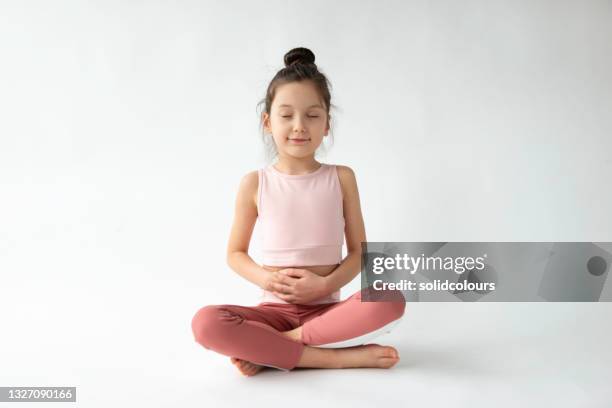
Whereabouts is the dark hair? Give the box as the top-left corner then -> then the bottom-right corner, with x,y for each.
256,47 -> 338,161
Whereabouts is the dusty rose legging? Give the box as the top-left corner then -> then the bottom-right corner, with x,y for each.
191,287 -> 406,371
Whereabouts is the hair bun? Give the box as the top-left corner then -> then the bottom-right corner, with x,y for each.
284,47 -> 316,68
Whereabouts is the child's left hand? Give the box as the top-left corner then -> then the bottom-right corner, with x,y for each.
269,268 -> 329,304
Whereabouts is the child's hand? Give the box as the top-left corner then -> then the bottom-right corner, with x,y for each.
269,268 -> 329,304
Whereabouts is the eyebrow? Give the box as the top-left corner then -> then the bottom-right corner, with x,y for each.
278,104 -> 323,109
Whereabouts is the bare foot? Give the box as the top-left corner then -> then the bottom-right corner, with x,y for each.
230,357 -> 264,377
335,344 -> 400,369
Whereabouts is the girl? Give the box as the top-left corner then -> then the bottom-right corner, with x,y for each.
191,47 -> 406,376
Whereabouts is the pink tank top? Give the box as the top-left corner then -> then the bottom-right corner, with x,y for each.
257,163 -> 345,304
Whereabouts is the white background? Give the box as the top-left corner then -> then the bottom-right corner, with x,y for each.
1,0 -> 611,407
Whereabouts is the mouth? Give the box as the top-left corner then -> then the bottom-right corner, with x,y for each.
287,137 -> 311,144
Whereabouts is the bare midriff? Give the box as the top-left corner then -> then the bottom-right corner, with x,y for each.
262,264 -> 340,277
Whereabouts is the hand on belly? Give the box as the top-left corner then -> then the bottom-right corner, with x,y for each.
261,264 -> 339,304
262,264 -> 339,277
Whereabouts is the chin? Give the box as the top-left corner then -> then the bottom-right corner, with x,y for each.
282,151 -> 314,158
284,142 -> 322,149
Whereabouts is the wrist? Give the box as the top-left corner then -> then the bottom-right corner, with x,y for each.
259,268 -> 273,290
322,274 -> 334,294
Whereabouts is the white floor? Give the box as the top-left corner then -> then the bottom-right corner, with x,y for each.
2,277 -> 611,408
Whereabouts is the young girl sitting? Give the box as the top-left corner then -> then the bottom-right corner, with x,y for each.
191,47 -> 406,376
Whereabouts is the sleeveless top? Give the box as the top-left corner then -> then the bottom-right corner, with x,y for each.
257,163 -> 345,304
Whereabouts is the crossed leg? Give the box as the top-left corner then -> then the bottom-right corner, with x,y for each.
298,287 -> 406,347
191,288 -> 406,375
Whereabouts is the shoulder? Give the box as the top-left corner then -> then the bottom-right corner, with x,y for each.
334,164 -> 355,179
333,164 -> 358,198
334,164 -> 357,184
240,169 -> 259,187
237,170 -> 259,206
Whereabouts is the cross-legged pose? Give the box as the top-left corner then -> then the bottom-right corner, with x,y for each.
191,47 -> 406,376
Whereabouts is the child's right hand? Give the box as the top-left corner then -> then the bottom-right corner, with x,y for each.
265,268 -> 329,304
263,271 -> 281,292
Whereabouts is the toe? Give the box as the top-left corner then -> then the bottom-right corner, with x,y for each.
380,357 -> 399,368
384,347 -> 399,359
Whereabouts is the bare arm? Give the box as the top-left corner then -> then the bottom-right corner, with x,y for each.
226,171 -> 271,290
322,165 -> 366,293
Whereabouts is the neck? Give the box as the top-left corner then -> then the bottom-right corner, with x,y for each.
274,155 -> 321,175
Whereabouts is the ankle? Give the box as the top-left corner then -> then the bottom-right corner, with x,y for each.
328,348 -> 344,369
283,326 -> 303,342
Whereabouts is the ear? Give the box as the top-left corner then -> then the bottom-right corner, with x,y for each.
262,112 -> 271,134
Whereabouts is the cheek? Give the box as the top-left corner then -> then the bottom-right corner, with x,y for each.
272,134 -> 287,144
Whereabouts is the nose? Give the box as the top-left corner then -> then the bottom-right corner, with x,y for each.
293,117 -> 306,133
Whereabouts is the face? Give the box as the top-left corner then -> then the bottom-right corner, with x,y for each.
263,81 -> 329,159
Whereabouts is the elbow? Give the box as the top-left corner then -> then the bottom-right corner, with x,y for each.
226,251 -> 236,267
226,250 -> 246,267
347,246 -> 363,257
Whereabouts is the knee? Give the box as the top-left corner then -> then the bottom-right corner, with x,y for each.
191,305 -> 241,348
365,288 -> 406,322
191,305 -> 217,346
381,289 -> 406,320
